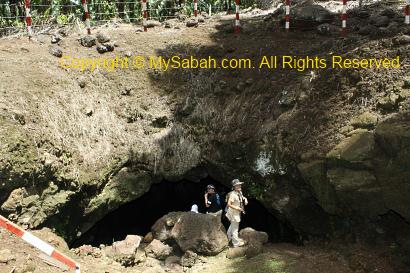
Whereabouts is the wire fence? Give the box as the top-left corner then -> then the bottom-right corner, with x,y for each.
0,0 -> 227,37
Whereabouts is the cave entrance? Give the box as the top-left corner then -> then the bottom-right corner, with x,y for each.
71,177 -> 298,248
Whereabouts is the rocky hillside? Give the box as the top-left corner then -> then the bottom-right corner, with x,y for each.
0,0 -> 410,267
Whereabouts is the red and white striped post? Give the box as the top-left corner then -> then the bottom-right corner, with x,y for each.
194,0 -> 198,24
405,0 -> 410,25
24,0 -> 32,39
82,0 -> 91,34
341,0 -> 347,35
235,0 -> 240,33
0,215 -> 81,273
285,0 -> 290,32
142,0 -> 147,32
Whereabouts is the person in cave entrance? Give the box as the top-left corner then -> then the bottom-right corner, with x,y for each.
226,179 -> 248,247
204,184 -> 222,216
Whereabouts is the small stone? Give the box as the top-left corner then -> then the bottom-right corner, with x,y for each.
146,20 -> 161,28
180,250 -> 197,267
51,35 -> 61,44
49,46 -> 62,58
96,32 -> 110,43
79,81 -> 86,88
164,21 -> 172,28
85,108 -> 93,116
198,16 -> 205,23
186,19 -> 197,27
0,249 -> 15,263
79,35 -> 96,47
97,45 -> 108,54
124,51 -> 132,57
245,78 -> 254,85
392,35 -> 410,46
103,43 -> 115,52
121,87 -> 132,96
57,28 -> 68,37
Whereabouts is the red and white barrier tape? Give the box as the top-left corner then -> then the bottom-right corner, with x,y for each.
341,0 -> 347,34
82,0 -> 91,34
0,215 -> 81,273
25,0 -> 32,38
194,0 -> 198,23
235,0 -> 240,33
142,0 -> 147,31
405,0 -> 410,24
285,0 -> 290,32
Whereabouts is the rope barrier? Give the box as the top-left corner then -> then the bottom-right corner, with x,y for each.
0,215 -> 81,273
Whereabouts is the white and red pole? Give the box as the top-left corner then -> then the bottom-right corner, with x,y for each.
0,215 -> 81,273
24,0 -> 32,39
341,0 -> 347,35
82,0 -> 91,34
405,0 -> 410,25
194,0 -> 198,24
235,0 -> 240,33
142,0 -> 147,32
285,0 -> 290,32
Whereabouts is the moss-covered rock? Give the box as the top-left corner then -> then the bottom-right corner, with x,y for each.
349,112 -> 378,129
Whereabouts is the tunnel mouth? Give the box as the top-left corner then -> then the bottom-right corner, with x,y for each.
71,177 -> 299,248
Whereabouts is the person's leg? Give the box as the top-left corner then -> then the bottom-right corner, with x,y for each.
227,222 -> 233,241
231,221 -> 243,247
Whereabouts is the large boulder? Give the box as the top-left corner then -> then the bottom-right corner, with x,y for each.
239,228 -> 268,245
151,211 -> 184,242
170,212 -> 229,255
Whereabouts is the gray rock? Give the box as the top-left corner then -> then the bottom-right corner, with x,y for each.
146,20 -> 161,28
380,8 -> 396,18
51,35 -> 61,44
170,212 -> 228,255
317,23 -> 339,36
186,19 -> 198,27
358,25 -> 378,36
180,250 -> 197,267
0,249 -> 15,263
239,227 -> 269,245
144,239 -> 173,260
152,211 -> 184,241
392,35 -> 410,46
49,46 -> 62,58
370,15 -> 389,27
79,35 -> 96,47
96,32 -> 110,43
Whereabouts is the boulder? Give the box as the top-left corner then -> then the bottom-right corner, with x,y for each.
317,23 -> 339,36
392,35 -> 410,46
1,188 -> 27,213
145,239 -> 173,260
226,246 -> 247,259
239,228 -> 268,245
327,168 -> 376,191
32,228 -> 69,251
377,93 -> 399,111
291,5 -> 333,24
326,131 -> 375,166
170,212 -> 229,255
349,112 -> 378,129
152,211 -> 184,242
49,46 -> 62,58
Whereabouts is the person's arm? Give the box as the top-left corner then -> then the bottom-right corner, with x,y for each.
228,195 -> 243,212
205,192 -> 210,207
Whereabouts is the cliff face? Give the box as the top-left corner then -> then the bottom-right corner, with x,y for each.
0,10 -> 409,249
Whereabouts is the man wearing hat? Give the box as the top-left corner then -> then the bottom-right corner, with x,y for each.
226,179 -> 248,247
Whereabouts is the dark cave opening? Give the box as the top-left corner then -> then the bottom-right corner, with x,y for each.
71,177 -> 299,248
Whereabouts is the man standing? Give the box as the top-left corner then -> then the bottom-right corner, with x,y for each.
226,179 -> 248,247
204,184 -> 222,216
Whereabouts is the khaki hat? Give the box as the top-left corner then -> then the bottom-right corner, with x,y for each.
231,179 -> 244,187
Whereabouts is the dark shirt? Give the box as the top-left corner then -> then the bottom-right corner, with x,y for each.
207,193 -> 221,213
